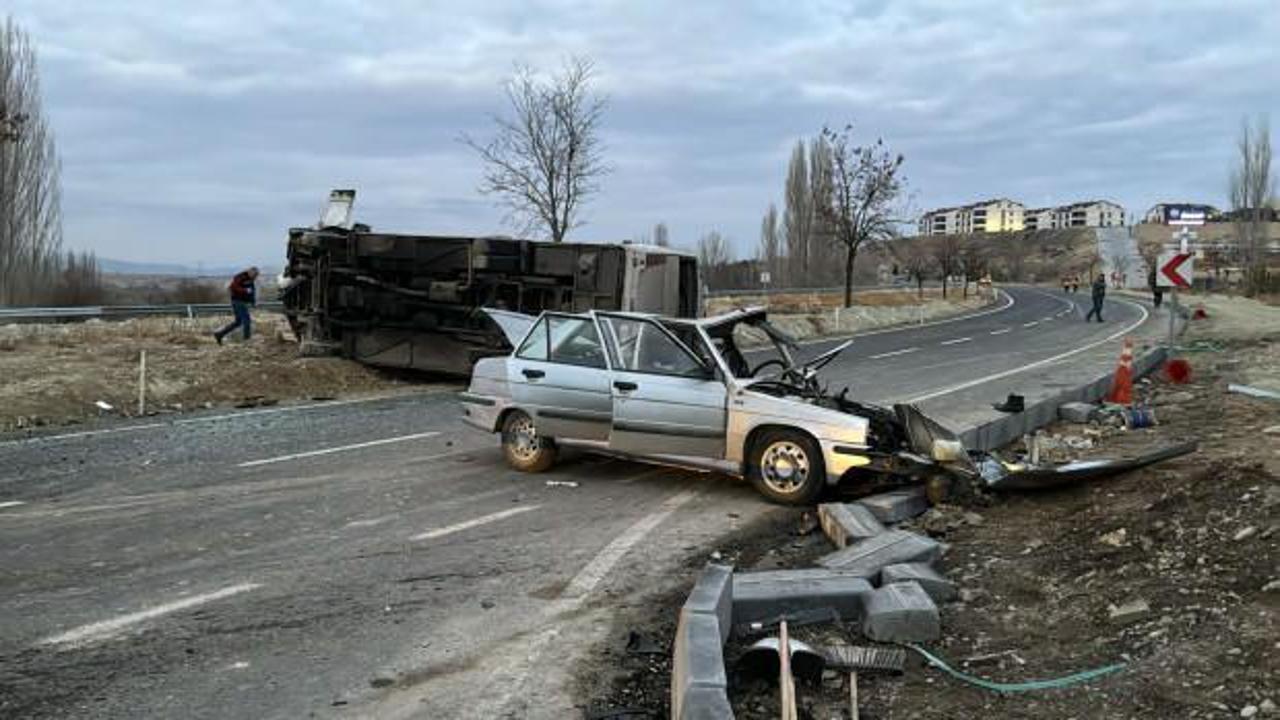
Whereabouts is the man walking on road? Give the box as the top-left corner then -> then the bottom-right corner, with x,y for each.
213,266 -> 259,344
1085,273 -> 1107,322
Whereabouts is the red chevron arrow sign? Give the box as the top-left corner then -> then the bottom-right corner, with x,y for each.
1158,251 -> 1193,288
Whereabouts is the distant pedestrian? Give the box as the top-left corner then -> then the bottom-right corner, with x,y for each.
1148,267 -> 1164,308
1071,275 -> 1080,293
1085,274 -> 1106,322
213,266 -> 259,344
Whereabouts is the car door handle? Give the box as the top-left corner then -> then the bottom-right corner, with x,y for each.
522,368 -> 545,379
613,380 -> 638,392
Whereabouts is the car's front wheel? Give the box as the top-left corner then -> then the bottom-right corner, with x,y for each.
747,429 -> 825,505
501,410 -> 557,473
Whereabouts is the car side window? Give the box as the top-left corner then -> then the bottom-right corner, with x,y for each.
547,316 -> 607,369
515,318 -> 549,361
602,316 -> 708,378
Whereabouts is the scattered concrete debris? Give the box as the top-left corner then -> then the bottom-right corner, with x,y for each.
93,400 -> 114,412
732,569 -> 873,625
817,503 -> 886,548
1153,390 -> 1195,406
1057,402 -> 1096,424
817,530 -> 943,579
856,487 -> 930,524
1107,598 -> 1152,625
977,442 -> 1198,491
1097,528 -> 1128,547
1227,383 -> 1280,401
1232,526 -> 1258,541
861,582 -> 941,643
545,480 -> 579,488
880,563 -> 957,603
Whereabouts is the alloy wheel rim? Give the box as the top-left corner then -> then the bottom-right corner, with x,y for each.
509,416 -> 539,460
760,440 -> 810,494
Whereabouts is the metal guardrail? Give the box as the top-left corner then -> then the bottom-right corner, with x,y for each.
0,301 -> 285,323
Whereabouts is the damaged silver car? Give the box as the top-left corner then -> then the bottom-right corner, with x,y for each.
460,307 -> 971,504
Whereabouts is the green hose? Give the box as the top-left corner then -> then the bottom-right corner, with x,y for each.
906,644 -> 1127,694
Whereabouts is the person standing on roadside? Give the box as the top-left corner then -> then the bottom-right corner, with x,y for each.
213,266 -> 259,344
1148,266 -> 1164,308
1085,273 -> 1107,322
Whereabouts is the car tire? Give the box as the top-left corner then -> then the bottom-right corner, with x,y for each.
501,410 -> 556,473
747,429 -> 826,506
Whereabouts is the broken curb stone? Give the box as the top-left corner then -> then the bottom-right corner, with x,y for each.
856,486 -> 930,524
1058,401 -> 1097,424
861,581 -> 941,643
671,611 -> 729,720
818,503 -> 886,548
682,563 -> 733,645
880,563 -> 957,603
732,568 -> 874,624
817,529 -> 942,580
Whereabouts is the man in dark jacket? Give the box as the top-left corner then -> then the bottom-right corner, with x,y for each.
1084,273 -> 1106,322
213,267 -> 259,344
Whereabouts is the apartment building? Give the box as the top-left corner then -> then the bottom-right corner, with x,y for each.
1023,207 -> 1054,231
918,198 -> 1024,235
1143,203 -> 1221,224
1054,200 -> 1126,228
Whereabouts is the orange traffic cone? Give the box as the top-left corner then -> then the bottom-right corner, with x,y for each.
1105,338 -> 1134,405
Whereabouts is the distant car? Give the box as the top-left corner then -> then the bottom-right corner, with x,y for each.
460,307 -> 971,505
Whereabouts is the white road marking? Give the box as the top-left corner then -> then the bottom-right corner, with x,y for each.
0,393 -> 443,447
410,504 -> 540,542
867,347 -> 919,360
561,489 -> 700,599
1042,316 -> 1055,322
238,431 -> 441,467
1023,321 -> 1039,327
0,500 -> 26,509
793,288 -> 1016,346
939,337 -> 972,346
38,582 -> 261,647
989,328 -> 1011,335
906,298 -> 1149,403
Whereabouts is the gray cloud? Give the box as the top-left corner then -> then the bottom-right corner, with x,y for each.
9,0 -> 1279,265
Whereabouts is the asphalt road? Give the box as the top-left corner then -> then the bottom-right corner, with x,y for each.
0,286 -> 1150,719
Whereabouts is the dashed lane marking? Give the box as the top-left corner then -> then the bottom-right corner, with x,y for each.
1023,321 -> 1039,327
905,298 -> 1150,403
237,431 -> 441,468
867,347 -> 919,360
989,328 -> 1011,335
38,582 -> 262,648
939,337 -> 972,346
409,505 -> 541,542
0,500 -> 26,509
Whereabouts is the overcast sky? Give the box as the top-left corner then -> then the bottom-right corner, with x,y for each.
10,0 -> 1279,266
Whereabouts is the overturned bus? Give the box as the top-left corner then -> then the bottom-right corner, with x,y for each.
280,190 -> 700,375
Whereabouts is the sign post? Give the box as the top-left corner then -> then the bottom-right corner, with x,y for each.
1158,223 -> 1198,351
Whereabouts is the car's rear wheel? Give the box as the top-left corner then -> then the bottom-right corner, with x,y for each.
501,410 -> 556,473
747,429 -> 825,505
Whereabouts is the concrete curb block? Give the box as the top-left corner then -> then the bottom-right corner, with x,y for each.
958,344 -> 1169,452
671,564 -> 734,720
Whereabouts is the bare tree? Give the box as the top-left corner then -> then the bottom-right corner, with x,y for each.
783,140 -> 811,286
891,238 -> 932,298
814,124 -> 906,307
807,133 -> 838,286
0,16 -> 66,305
697,230 -> 733,289
757,204 -> 781,286
957,237 -> 987,298
1229,115 -> 1273,295
931,233 -> 961,297
464,57 -> 609,243
652,221 -> 670,247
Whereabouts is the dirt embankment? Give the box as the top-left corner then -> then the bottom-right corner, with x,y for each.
582,298 -> 1280,719
0,315 -> 433,433
708,287 -> 992,342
